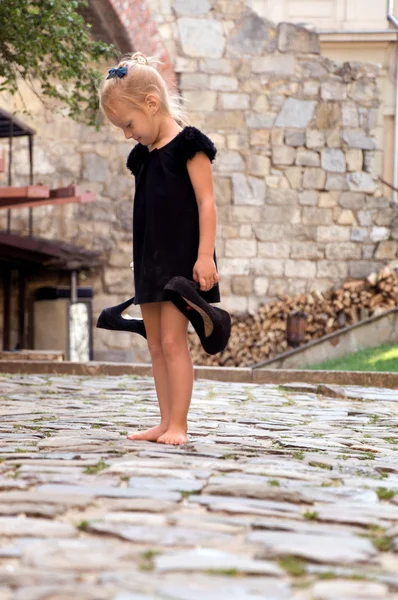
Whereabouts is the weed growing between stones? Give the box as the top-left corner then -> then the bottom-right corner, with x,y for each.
84,460 -> 109,475
303,510 -> 319,520
278,556 -> 306,577
268,479 -> 280,487
139,550 -> 161,571
293,450 -> 305,460
376,487 -> 396,500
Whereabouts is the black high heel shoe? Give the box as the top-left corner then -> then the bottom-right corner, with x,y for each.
164,276 -> 231,355
96,297 -> 147,338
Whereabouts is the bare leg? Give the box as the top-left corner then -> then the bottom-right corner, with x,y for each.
127,302 -> 170,441
157,301 -> 193,445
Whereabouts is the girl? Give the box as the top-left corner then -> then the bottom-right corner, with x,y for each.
100,52 -> 221,446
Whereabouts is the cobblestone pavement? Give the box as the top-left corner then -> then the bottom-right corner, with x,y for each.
0,374 -> 398,600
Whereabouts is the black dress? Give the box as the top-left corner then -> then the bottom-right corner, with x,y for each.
126,126 -> 221,305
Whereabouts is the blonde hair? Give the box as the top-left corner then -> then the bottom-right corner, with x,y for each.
100,52 -> 189,126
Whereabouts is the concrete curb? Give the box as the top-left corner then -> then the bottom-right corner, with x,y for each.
1,360 -> 398,389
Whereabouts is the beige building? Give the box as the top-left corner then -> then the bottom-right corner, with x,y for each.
252,0 -> 398,199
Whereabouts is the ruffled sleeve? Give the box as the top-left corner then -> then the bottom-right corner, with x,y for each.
126,143 -> 148,175
179,126 -> 217,163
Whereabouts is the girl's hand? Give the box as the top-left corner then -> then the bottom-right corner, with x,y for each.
193,256 -> 219,292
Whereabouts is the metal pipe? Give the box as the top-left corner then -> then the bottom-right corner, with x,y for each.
320,28 -> 398,34
388,0 -> 398,203
28,135 -> 34,236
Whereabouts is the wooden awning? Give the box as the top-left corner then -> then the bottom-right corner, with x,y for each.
0,232 -> 101,271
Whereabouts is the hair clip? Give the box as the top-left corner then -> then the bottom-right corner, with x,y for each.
135,55 -> 147,65
106,66 -> 128,80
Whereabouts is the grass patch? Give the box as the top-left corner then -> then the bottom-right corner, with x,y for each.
139,550 -> 161,572
303,510 -> 318,520
268,479 -> 280,487
292,450 -> 305,460
206,569 -> 240,576
307,344 -> 398,372
84,460 -> 109,475
278,556 -> 306,577
119,431 -> 128,436
372,536 -> 394,552
376,487 -> 396,500
77,520 -> 90,531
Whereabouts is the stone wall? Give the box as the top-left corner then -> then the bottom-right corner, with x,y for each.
1,0 -> 398,362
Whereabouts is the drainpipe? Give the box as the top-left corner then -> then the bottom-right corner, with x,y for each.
388,0 -> 398,203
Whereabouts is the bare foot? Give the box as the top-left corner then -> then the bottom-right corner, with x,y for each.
157,428 -> 188,445
127,424 -> 168,442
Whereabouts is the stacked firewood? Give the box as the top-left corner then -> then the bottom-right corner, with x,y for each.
189,266 -> 398,367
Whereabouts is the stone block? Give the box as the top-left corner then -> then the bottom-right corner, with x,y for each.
306,129 -> 325,149
278,22 -> 320,54
247,113 -> 276,129
370,227 -> 390,242
216,151 -> 245,172
250,258 -> 285,276
200,58 -> 232,74
272,146 -> 296,166
299,191 -> 318,206
339,192 -> 365,210
351,228 -> 369,243
357,210 -> 372,227
180,73 -> 208,90
325,243 -> 361,260
290,242 -> 324,260
317,225 -> 350,243
321,149 -> 346,173
254,277 -> 269,296
178,18 -> 225,58
218,258 -> 251,275
342,130 -> 376,150
296,150 -> 320,167
258,242 -> 290,258
285,167 -> 303,189
325,174 -> 349,191
317,260 -> 348,278
266,188 -> 298,206
173,0 -> 211,16
250,130 -> 270,146
231,206 -> 262,224
303,168 -> 326,190
263,205 -> 300,224
326,129 -> 341,148
362,244 -> 376,259
347,172 -> 377,194
285,260 -> 316,278
301,59 -> 328,79
337,209 -> 355,225
349,79 -> 378,107
276,98 -> 316,128
253,223 -> 286,242
248,154 -> 271,177
316,103 -> 341,130
349,260 -> 384,278
345,149 -> 363,172
363,151 -> 376,173
302,207 -> 333,225
209,76 -> 239,91
227,133 -> 245,151
175,57 -> 198,73
232,174 -> 265,205
240,224 -> 253,238
303,80 -> 320,97
285,130 -> 305,147
231,276 -> 253,295
318,192 -> 338,207
228,12 -> 277,56
83,155 -> 108,183
221,93 -> 250,110
184,91 -> 216,112
374,241 -> 398,259
214,177 -> 232,206
375,208 -> 397,226
342,102 -> 359,128
252,54 -> 295,75
321,81 -> 347,101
